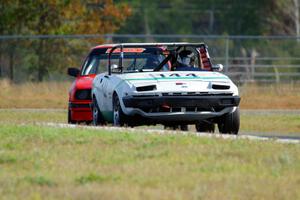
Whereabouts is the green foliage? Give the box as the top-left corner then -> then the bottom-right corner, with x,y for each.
1,0 -> 300,82
117,0 -> 299,36
0,0 -> 131,81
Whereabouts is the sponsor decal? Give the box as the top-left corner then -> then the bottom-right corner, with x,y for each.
175,82 -> 188,88
125,73 -> 229,81
105,48 -> 145,53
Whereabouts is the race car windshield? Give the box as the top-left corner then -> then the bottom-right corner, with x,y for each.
118,53 -> 168,73
81,52 -> 169,75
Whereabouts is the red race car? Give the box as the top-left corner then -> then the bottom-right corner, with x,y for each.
67,44 -> 112,124
67,44 -> 149,124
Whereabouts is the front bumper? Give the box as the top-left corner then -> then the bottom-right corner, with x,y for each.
123,95 -> 240,111
69,102 -> 92,121
122,95 -> 240,122
69,102 -> 91,109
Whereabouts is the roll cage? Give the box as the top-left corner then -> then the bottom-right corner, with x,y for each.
107,43 -> 213,75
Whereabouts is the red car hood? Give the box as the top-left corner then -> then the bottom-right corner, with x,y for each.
75,75 -> 95,89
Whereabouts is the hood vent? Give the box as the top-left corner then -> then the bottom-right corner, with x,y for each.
212,84 -> 230,90
136,85 -> 156,92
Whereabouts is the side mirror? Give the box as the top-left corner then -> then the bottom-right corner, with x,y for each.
212,64 -> 224,72
67,68 -> 80,77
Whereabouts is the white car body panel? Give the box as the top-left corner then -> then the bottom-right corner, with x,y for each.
92,71 -> 239,123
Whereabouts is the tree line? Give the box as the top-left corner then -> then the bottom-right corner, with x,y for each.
1,0 -> 300,82
116,0 -> 300,82
0,0 -> 131,81
117,0 -> 300,36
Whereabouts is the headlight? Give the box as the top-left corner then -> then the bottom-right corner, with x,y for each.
75,89 -> 91,100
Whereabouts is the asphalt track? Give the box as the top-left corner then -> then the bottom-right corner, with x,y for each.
1,108 -> 299,143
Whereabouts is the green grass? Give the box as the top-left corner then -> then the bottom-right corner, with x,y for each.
0,109 -> 66,124
1,82 -> 299,199
1,109 -> 300,135
241,113 -> 300,134
0,124 -> 299,199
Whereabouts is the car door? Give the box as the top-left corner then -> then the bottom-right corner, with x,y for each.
88,53 -> 109,113
97,54 -> 120,122
94,74 -> 106,110
99,74 -> 111,110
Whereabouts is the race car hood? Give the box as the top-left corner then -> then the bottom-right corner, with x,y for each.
122,71 -> 229,82
75,74 -> 95,89
119,71 -> 236,94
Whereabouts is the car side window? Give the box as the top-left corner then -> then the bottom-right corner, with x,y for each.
86,57 -> 98,74
110,54 -> 121,73
177,47 -> 200,69
81,55 -> 106,75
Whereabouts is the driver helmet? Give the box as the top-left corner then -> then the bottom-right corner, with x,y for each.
179,50 -> 194,66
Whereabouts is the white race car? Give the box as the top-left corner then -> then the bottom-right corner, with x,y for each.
91,43 -> 240,134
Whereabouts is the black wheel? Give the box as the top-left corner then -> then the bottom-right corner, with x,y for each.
113,94 -> 127,126
218,107 -> 240,135
164,124 -> 188,131
68,108 -> 76,124
164,125 -> 175,130
195,121 -> 215,133
180,125 -> 188,131
92,98 -> 105,126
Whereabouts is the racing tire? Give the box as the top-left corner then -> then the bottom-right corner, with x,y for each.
180,125 -> 188,131
113,94 -> 127,127
164,125 -> 188,131
68,108 -> 76,124
164,125 -> 176,130
92,98 -> 105,126
218,107 -> 240,135
164,124 -> 189,131
195,121 -> 215,133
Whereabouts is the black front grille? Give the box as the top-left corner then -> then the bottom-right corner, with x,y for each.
162,93 -> 233,97
140,106 -> 220,113
123,95 -> 240,114
69,103 -> 91,108
132,95 -> 159,98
